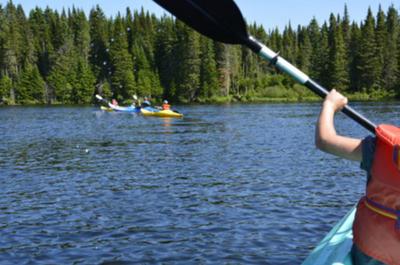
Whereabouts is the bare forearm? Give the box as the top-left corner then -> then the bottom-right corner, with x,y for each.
316,102 -> 362,161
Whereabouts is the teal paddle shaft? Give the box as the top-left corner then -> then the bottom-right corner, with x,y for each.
251,37 -> 376,133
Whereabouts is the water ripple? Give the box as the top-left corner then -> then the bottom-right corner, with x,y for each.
0,103 -> 385,264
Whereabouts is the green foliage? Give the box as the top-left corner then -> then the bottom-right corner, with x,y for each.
46,38 -> 75,103
1,2 -> 400,104
358,9 -> 380,91
0,75 -> 12,103
71,59 -> 96,104
16,63 -> 45,103
327,14 -> 349,90
109,15 -> 136,99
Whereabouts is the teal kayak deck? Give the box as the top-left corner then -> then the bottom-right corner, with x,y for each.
302,206 -> 356,265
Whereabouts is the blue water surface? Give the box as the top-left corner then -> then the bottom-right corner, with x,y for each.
1,102 -> 398,264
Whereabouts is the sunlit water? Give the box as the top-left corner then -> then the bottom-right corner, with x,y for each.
1,102 -> 399,264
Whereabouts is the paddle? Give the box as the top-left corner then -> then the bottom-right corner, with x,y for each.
95,94 -> 109,104
153,0 -> 376,133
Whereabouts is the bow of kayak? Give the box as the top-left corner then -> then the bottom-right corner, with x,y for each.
100,104 -> 140,113
302,206 -> 355,265
100,106 -> 113,112
141,107 -> 183,118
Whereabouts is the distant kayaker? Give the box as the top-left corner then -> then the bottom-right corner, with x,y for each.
132,94 -> 140,108
111,99 -> 118,106
162,100 -> 170,110
316,89 -> 394,265
141,96 -> 151,108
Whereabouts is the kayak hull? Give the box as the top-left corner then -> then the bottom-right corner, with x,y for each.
100,104 -> 140,113
141,107 -> 183,118
100,106 -> 113,112
302,206 -> 355,265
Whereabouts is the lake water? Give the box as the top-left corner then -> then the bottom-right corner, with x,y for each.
1,102 -> 399,264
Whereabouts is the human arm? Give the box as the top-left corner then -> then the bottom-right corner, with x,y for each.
315,89 -> 362,161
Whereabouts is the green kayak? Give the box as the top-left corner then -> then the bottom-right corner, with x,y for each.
302,206 -> 356,265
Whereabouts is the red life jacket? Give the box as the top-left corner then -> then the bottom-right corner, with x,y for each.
353,124 -> 400,265
162,103 -> 170,110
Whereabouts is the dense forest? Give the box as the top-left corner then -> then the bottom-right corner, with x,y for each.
0,2 -> 400,105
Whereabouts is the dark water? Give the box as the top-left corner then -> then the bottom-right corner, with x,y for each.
1,102 -> 399,264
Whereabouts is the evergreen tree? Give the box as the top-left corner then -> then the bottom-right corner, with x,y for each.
155,16 -> 177,99
199,36 -> 218,98
215,42 -> 231,97
316,23 -> 330,87
358,8 -> 380,91
327,14 -> 348,90
69,8 -> 90,59
16,63 -> 45,103
29,7 -> 54,78
348,22 -> 362,91
307,18 -> 322,80
89,6 -> 110,82
297,26 -> 312,75
281,23 -> 297,64
132,41 -> 152,96
109,14 -> 136,100
175,22 -> 201,101
341,5 -> 351,50
384,5 -> 399,92
3,1 -> 25,103
71,58 -> 95,103
47,38 -> 75,103
0,74 -> 12,103
0,4 -> 5,74
375,5 -> 387,88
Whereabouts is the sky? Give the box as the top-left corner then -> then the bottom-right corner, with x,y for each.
4,0 -> 399,31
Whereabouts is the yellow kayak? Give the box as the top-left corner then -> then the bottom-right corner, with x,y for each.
141,107 -> 183,118
100,106 -> 113,112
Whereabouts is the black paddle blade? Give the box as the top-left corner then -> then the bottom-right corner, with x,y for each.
153,0 -> 249,45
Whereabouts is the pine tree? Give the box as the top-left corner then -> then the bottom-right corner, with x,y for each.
384,5 -> 399,92
375,5 -> 387,88
327,14 -> 348,90
175,22 -> 201,101
29,7 -> 54,78
68,7 -> 90,59
341,5 -> 351,50
348,22 -> 362,91
155,16 -> 177,99
47,38 -> 75,103
297,26 -> 312,75
89,6 -> 110,82
71,58 -> 95,103
358,8 -> 380,91
132,41 -> 152,96
109,14 -> 136,100
199,36 -> 218,98
315,23 -> 330,87
281,23 -> 297,65
215,42 -> 231,97
3,1 -> 25,103
0,74 -> 12,103
16,63 -> 45,103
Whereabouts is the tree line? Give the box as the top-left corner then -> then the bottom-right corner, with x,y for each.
0,1 -> 399,105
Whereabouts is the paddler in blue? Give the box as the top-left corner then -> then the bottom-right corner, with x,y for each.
315,89 -> 390,265
141,96 -> 151,108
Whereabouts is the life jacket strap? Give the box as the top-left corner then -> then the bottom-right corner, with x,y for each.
364,197 -> 400,229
